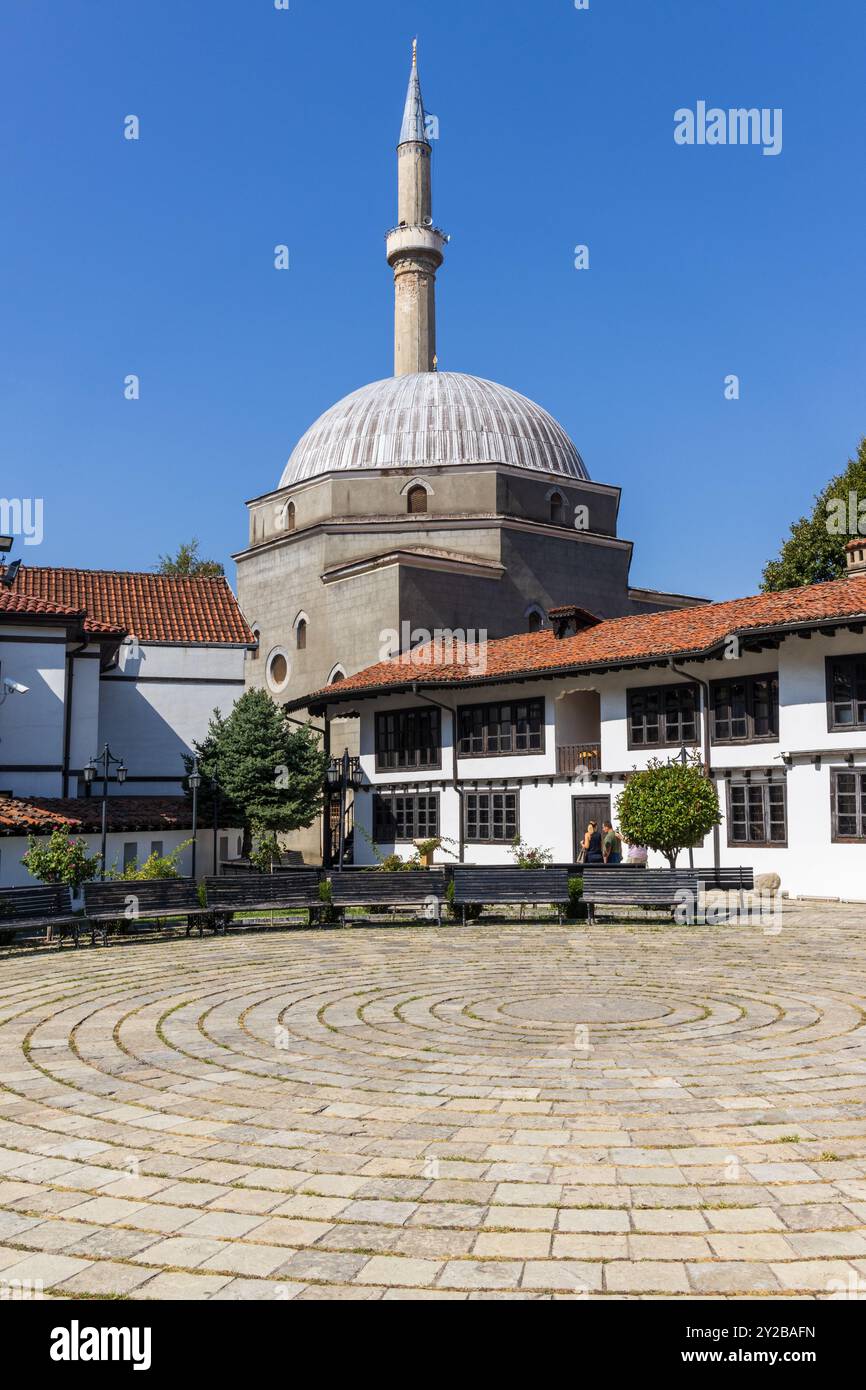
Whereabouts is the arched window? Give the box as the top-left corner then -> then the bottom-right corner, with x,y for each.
407,485 -> 428,515
527,610 -> 543,634
285,501 -> 296,532
329,667 -> 346,685
296,618 -> 307,651
550,492 -> 565,525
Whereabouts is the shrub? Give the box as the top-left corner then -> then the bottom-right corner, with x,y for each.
510,837 -> 553,868
446,878 -> 482,922
317,879 -> 338,925
562,875 -> 587,920
22,830 -> 101,890
617,755 -> 721,869
110,840 -> 192,881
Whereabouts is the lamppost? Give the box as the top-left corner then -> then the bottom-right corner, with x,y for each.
325,751 -> 363,869
210,771 -> 222,874
187,757 -> 202,880
82,745 -> 127,880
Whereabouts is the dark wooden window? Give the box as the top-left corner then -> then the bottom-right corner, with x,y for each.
457,698 -> 545,758
627,684 -> 699,748
407,486 -> 428,515
465,791 -> 519,843
549,492 -> 565,525
373,792 -> 439,842
826,655 -> 866,730
831,769 -> 866,841
296,619 -> 307,651
727,781 -> 787,846
375,707 -> 441,771
711,673 -> 778,743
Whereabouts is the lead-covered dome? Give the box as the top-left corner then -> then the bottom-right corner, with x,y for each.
279,372 -> 589,487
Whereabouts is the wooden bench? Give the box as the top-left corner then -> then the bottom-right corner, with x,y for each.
451,866 -> 571,925
695,867 -> 755,894
581,867 -> 701,923
83,880 -> 217,943
329,869 -> 448,925
204,872 -> 322,930
0,885 -> 79,947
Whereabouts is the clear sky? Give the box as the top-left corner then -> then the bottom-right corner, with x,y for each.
2,0 -> 864,601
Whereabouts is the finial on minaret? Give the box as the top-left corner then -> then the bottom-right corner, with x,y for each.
387,46 -> 448,376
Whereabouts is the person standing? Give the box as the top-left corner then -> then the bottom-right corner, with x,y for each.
583,821 -> 604,864
602,821 -> 623,865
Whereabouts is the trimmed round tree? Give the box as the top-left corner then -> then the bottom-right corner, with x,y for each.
616,757 -> 721,869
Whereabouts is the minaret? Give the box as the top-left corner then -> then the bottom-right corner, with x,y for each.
386,41 -> 447,376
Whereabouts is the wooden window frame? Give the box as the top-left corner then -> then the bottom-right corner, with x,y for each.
626,683 -> 700,751
725,780 -> 788,848
830,767 -> 866,843
825,654 -> 866,733
456,698 -> 546,760
464,790 -> 520,844
372,792 -> 440,843
374,707 -> 442,772
710,672 -> 779,745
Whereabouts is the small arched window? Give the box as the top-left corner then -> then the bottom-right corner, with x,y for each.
285,501 -> 296,532
527,610 -> 543,634
550,492 -> 565,525
407,485 -> 428,515
296,618 -> 307,651
330,668 -> 346,685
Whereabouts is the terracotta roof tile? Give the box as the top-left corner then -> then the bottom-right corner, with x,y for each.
0,567 -> 254,645
291,573 -> 866,707
0,796 -> 230,837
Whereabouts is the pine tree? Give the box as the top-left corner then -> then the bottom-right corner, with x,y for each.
762,438 -> 866,592
185,691 -> 326,852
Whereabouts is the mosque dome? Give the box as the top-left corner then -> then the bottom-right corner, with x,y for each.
279,372 -> 589,488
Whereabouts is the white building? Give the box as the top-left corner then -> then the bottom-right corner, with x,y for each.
0,566 -> 253,885
289,540 -> 866,902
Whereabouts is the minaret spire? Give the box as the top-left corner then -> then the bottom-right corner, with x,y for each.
386,42 -> 447,376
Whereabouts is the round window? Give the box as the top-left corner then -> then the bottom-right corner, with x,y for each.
266,649 -> 290,692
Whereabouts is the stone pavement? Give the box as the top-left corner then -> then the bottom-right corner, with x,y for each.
0,902 -> 865,1301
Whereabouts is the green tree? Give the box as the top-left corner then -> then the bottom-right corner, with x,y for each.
762,437 -> 866,592
22,830 -> 101,889
186,690 -> 327,854
156,538 -> 224,578
616,757 -> 721,869
109,840 -> 192,881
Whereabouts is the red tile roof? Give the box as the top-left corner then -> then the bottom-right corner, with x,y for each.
0,567 -> 254,645
290,572 -> 866,708
0,796 -> 231,837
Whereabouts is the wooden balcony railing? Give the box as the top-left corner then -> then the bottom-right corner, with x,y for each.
556,743 -> 601,775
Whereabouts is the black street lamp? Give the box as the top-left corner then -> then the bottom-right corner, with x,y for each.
325,751 -> 363,869
678,744 -> 695,870
82,745 -> 127,880
188,757 -> 202,879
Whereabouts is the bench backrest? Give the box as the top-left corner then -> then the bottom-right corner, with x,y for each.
694,867 -> 755,890
83,879 -> 204,919
582,867 -> 698,898
329,870 -> 448,905
205,873 -> 320,909
0,884 -> 74,922
452,867 -> 570,903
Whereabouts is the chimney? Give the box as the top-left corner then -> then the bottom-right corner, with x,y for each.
547,604 -> 602,639
845,538 -> 866,577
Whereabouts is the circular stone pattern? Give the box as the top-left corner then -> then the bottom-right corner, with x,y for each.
0,907 -> 864,1302
501,994 -> 670,1025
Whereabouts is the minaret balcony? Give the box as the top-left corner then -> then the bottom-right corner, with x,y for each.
386,225 -> 448,268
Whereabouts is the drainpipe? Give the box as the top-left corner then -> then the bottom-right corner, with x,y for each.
412,685 -> 464,863
62,638 -> 88,797
668,659 -> 721,876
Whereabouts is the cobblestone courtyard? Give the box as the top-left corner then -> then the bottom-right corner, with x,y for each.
1,905 -> 865,1300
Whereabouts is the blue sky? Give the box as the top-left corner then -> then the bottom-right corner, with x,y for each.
2,0 -> 864,601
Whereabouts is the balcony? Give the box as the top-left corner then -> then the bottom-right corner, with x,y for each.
556,743 -> 601,775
